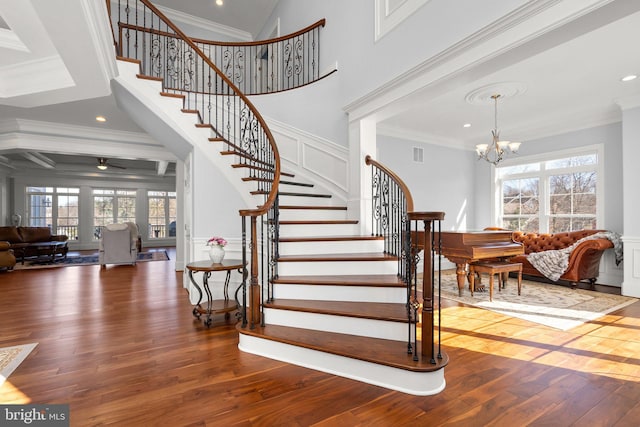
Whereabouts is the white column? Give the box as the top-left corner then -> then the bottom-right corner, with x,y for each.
619,99 -> 640,297
348,117 -> 377,235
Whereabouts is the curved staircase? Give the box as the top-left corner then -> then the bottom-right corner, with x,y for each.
107,0 -> 447,395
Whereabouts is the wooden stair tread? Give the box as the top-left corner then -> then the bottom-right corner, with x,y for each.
272,274 -> 405,287
278,252 -> 397,262
279,220 -> 358,225
279,235 -> 383,242
231,163 -> 294,177
136,74 -> 163,81
280,205 -> 347,210
237,324 -> 448,372
252,191 -> 331,197
264,299 -> 408,322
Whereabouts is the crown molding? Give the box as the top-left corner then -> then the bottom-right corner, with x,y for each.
82,0 -> 118,81
0,118 -> 158,146
0,28 -> 29,52
155,5 -> 252,42
344,0 -> 617,121
0,55 -> 73,98
615,94 -> 640,111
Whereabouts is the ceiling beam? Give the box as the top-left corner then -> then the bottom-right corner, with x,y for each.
156,160 -> 169,176
0,154 -> 16,169
21,151 -> 56,168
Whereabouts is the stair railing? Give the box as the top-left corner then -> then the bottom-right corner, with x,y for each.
365,155 -> 444,363
107,0 -> 281,329
192,19 -> 333,95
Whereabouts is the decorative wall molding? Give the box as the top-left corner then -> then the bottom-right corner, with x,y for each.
0,55 -> 73,98
374,0 -> 431,41
0,28 -> 29,51
265,116 -> 349,202
622,235 -> 640,297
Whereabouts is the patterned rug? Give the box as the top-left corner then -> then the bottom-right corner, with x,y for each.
14,251 -> 170,270
0,343 -> 37,386
437,273 -> 637,330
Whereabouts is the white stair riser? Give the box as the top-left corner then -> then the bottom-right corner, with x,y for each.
279,209 -> 347,221
278,195 -> 335,206
278,260 -> 397,276
264,308 -> 409,341
272,283 -> 406,303
238,334 -> 446,396
278,239 -> 384,255
279,223 -> 359,237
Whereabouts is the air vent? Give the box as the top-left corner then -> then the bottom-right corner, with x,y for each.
413,147 -> 424,163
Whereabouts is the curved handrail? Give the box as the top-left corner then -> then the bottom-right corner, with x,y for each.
111,0 -> 280,217
192,19 -> 328,95
365,155 -> 414,212
191,19 -> 326,47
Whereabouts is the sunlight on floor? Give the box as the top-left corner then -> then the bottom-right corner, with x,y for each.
0,381 -> 32,404
439,305 -> 640,383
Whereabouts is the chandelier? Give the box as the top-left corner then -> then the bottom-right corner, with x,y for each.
475,94 -> 521,165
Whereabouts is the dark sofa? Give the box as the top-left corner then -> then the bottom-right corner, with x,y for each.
0,226 -> 69,264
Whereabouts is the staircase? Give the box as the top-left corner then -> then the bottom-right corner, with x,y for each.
107,0 -> 447,396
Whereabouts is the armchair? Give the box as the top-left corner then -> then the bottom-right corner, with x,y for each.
99,222 -> 139,268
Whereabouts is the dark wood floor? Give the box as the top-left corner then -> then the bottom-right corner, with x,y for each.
2,250 -> 640,426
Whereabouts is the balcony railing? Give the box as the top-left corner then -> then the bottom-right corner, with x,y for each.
192,19 -> 331,95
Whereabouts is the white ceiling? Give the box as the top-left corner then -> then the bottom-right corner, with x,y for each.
377,3 -> 640,149
1,1 -> 639,172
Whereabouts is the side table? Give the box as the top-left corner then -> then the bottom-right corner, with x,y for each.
186,259 -> 245,327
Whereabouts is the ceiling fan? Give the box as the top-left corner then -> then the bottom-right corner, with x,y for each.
96,157 -> 126,170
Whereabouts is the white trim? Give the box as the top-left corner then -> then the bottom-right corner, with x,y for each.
346,0 -> 618,122
0,28 -> 29,52
239,334 -> 446,396
374,0 -> 432,42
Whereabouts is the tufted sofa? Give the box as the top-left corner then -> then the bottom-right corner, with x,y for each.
0,226 -> 69,264
508,229 -> 613,286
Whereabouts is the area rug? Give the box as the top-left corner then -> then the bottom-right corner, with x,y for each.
14,251 -> 170,270
0,343 -> 37,386
436,273 -> 637,330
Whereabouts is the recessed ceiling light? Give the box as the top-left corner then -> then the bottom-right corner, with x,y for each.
96,116 -> 107,122
621,75 -> 637,82
463,123 -> 471,128
216,0 -> 223,5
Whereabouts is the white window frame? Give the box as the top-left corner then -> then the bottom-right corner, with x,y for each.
492,144 -> 604,233
26,186 -> 80,239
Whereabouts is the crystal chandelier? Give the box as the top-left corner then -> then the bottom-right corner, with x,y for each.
475,94 -> 521,165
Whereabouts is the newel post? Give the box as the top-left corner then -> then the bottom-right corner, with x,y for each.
408,212 -> 444,362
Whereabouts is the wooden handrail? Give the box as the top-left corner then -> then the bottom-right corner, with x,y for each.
365,155 -> 414,212
191,19 -> 326,47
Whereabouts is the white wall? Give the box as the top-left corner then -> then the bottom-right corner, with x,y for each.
252,0 -> 527,147
377,135 -> 476,231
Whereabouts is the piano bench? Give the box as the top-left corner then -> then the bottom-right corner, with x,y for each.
469,261 -> 523,302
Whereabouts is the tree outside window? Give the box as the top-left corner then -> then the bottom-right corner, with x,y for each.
497,150 -> 599,233
147,191 -> 177,238
26,187 -> 79,239
93,189 -> 136,239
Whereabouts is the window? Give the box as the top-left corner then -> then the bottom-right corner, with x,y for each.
496,148 -> 601,233
147,191 -> 177,238
93,189 -> 137,239
26,187 -> 80,239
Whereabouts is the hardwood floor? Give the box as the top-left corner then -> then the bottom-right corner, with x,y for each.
2,252 -> 640,426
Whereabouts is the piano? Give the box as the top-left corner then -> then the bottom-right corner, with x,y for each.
437,230 -> 523,296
